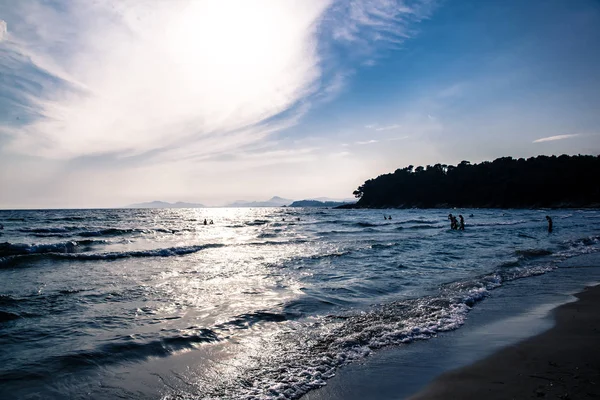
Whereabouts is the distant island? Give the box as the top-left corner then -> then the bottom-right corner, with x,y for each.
127,201 -> 206,208
127,196 -> 358,209
226,196 -> 292,207
288,200 -> 355,208
344,155 -> 600,209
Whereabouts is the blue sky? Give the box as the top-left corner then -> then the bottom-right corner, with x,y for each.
1,0 -> 599,208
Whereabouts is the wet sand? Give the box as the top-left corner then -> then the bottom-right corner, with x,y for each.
410,284 -> 600,400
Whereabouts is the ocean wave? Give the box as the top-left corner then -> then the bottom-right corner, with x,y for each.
514,248 -> 553,258
0,310 -> 20,323
215,311 -> 289,331
397,219 -> 439,224
351,222 -> 379,228
249,239 -> 309,247
19,226 -> 82,234
199,262 -> 561,400
0,240 -> 105,257
396,224 -> 442,230
0,294 -> 20,305
0,329 -> 219,381
20,226 -> 181,238
0,243 -> 224,267
470,220 -> 527,227
206,277 -> 503,399
78,228 -> 137,237
370,243 -> 398,249
245,220 -> 270,226
46,216 -> 88,222
257,232 -> 278,239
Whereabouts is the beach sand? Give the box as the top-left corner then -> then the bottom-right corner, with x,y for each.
410,284 -> 600,400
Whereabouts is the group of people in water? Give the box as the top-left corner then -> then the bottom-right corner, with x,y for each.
198,213 -> 553,232
448,214 -> 465,230
445,213 -> 553,232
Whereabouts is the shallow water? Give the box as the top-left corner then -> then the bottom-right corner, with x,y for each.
0,208 -> 599,399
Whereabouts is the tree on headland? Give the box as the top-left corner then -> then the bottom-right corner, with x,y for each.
349,155 -> 600,208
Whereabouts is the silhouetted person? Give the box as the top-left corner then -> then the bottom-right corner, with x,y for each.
546,215 -> 553,232
384,215 -> 387,220
388,215 -> 392,220
203,219 -> 207,225
209,220 -> 214,225
282,218 -> 285,222
448,214 -> 458,230
297,217 -> 300,221
459,215 -> 465,230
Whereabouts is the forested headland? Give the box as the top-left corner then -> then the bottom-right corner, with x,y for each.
346,155 -> 600,209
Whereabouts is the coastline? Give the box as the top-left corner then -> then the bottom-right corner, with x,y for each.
410,283 -> 600,399
303,253 -> 600,400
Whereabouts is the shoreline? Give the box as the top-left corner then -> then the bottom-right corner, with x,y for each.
410,283 -> 600,399
303,253 -> 600,400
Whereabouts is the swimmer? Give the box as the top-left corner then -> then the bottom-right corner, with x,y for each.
546,215 -> 553,232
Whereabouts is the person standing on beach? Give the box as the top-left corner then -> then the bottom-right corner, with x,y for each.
546,215 -> 553,232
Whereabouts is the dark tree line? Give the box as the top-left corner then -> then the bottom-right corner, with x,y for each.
349,155 -> 600,208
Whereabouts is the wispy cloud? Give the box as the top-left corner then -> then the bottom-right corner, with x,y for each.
0,0 -> 440,207
533,134 -> 580,143
1,1 -> 332,159
356,139 -> 379,145
0,20 -> 6,41
375,124 -> 401,131
365,123 -> 401,131
1,0 -> 435,162
326,0 -> 435,46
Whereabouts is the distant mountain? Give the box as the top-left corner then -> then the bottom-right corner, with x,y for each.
127,201 -> 206,208
309,197 -> 357,203
226,196 -> 293,207
288,200 -> 354,208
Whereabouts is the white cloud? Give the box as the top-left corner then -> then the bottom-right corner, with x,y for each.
0,20 -> 6,41
0,0 -> 440,207
533,134 -> 580,143
356,139 -> 379,145
375,124 -> 401,131
327,0 -> 433,45
2,1 -> 332,159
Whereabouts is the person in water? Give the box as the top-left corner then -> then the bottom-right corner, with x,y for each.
209,220 -> 214,225
384,215 -> 387,220
203,219 -> 207,225
458,215 -> 465,230
448,214 -> 458,230
388,215 -> 392,220
546,215 -> 553,232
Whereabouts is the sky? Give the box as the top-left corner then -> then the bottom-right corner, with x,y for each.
1,0 -> 599,208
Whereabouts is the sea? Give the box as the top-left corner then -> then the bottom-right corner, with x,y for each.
1,208 -> 599,400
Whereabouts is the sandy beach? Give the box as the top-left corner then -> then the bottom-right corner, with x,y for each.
410,284 -> 600,400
